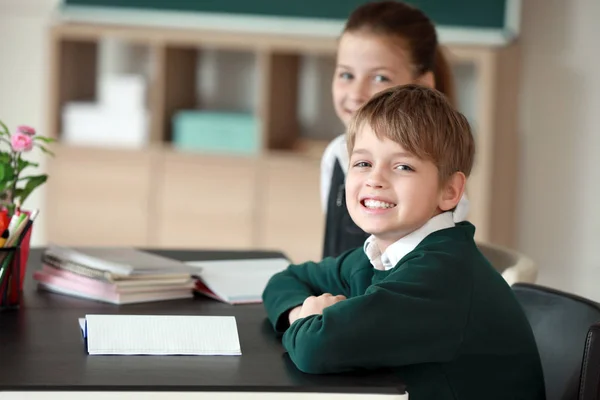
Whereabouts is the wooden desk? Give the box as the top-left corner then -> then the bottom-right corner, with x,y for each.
0,249 -> 407,399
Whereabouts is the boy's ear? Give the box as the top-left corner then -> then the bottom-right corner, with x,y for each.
439,172 -> 466,212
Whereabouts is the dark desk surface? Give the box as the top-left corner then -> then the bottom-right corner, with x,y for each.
0,248 -> 405,395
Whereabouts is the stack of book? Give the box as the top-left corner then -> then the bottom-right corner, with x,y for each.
33,246 -> 197,305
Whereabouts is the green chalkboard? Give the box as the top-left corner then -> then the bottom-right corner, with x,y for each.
63,0 -> 508,30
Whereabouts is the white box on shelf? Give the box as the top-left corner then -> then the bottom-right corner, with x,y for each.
62,102 -> 149,149
98,74 -> 147,112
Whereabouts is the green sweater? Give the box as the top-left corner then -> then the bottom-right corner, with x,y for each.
262,222 -> 545,400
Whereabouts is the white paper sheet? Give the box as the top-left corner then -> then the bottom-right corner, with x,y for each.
82,314 -> 241,356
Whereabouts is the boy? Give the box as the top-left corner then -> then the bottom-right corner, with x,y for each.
262,85 -> 545,399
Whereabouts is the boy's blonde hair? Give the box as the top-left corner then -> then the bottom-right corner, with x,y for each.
347,84 -> 475,182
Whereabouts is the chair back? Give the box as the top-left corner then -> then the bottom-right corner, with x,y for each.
579,322 -> 600,400
512,283 -> 600,400
477,241 -> 537,285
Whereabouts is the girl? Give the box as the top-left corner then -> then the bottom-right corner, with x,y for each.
321,0 -> 468,258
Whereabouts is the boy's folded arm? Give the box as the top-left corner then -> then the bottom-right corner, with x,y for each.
282,260 -> 471,374
262,253 -> 354,333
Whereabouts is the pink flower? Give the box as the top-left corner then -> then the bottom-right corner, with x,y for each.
11,133 -> 33,152
16,125 -> 36,136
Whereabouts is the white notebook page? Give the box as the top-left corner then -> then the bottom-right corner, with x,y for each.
83,314 -> 241,356
186,258 -> 289,303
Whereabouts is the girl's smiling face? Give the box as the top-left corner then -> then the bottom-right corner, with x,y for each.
332,31 -> 432,126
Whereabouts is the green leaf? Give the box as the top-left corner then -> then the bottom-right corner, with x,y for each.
33,136 -> 56,143
0,180 -> 9,192
17,157 -> 39,171
15,174 -> 47,205
0,152 -> 11,164
0,120 -> 10,136
0,163 -> 15,183
17,174 -> 48,181
37,145 -> 55,157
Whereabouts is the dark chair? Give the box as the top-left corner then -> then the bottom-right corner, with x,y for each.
578,322 -> 600,400
512,283 -> 600,400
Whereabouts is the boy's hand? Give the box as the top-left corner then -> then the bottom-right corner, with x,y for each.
288,305 -> 303,325
297,293 -> 347,319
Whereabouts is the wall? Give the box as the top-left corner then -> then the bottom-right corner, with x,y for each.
1,0 -> 599,300
0,0 -> 60,247
517,0 -> 600,301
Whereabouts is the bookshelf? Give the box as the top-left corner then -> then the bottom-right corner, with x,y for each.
45,22 -> 520,263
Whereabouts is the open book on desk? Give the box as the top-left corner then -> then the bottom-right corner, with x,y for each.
187,258 -> 290,305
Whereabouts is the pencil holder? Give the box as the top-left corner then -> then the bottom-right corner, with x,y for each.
0,220 -> 33,311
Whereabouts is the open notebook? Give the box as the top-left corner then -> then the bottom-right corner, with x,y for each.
79,314 -> 241,355
187,258 -> 289,304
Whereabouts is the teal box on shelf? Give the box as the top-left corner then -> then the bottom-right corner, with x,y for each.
172,111 -> 260,155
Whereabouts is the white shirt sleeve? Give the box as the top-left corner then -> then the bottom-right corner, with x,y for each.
320,134 -> 349,214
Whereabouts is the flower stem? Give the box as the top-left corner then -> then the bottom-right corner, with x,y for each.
10,152 -> 21,207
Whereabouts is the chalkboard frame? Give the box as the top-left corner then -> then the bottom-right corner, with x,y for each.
59,0 -> 521,46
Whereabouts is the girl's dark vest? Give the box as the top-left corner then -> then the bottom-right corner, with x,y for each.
322,159 -> 370,259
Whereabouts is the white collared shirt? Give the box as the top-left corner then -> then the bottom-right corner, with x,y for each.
320,134 -> 348,212
363,211 -> 457,271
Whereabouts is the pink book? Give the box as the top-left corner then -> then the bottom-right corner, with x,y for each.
33,269 -> 194,305
38,264 -> 193,292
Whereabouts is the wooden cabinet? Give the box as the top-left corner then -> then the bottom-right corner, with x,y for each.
257,153 -> 324,263
46,146 -> 155,246
153,150 -> 258,249
46,144 -> 324,261
44,21 -> 521,258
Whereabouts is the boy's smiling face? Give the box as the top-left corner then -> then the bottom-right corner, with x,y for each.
345,124 -> 447,251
